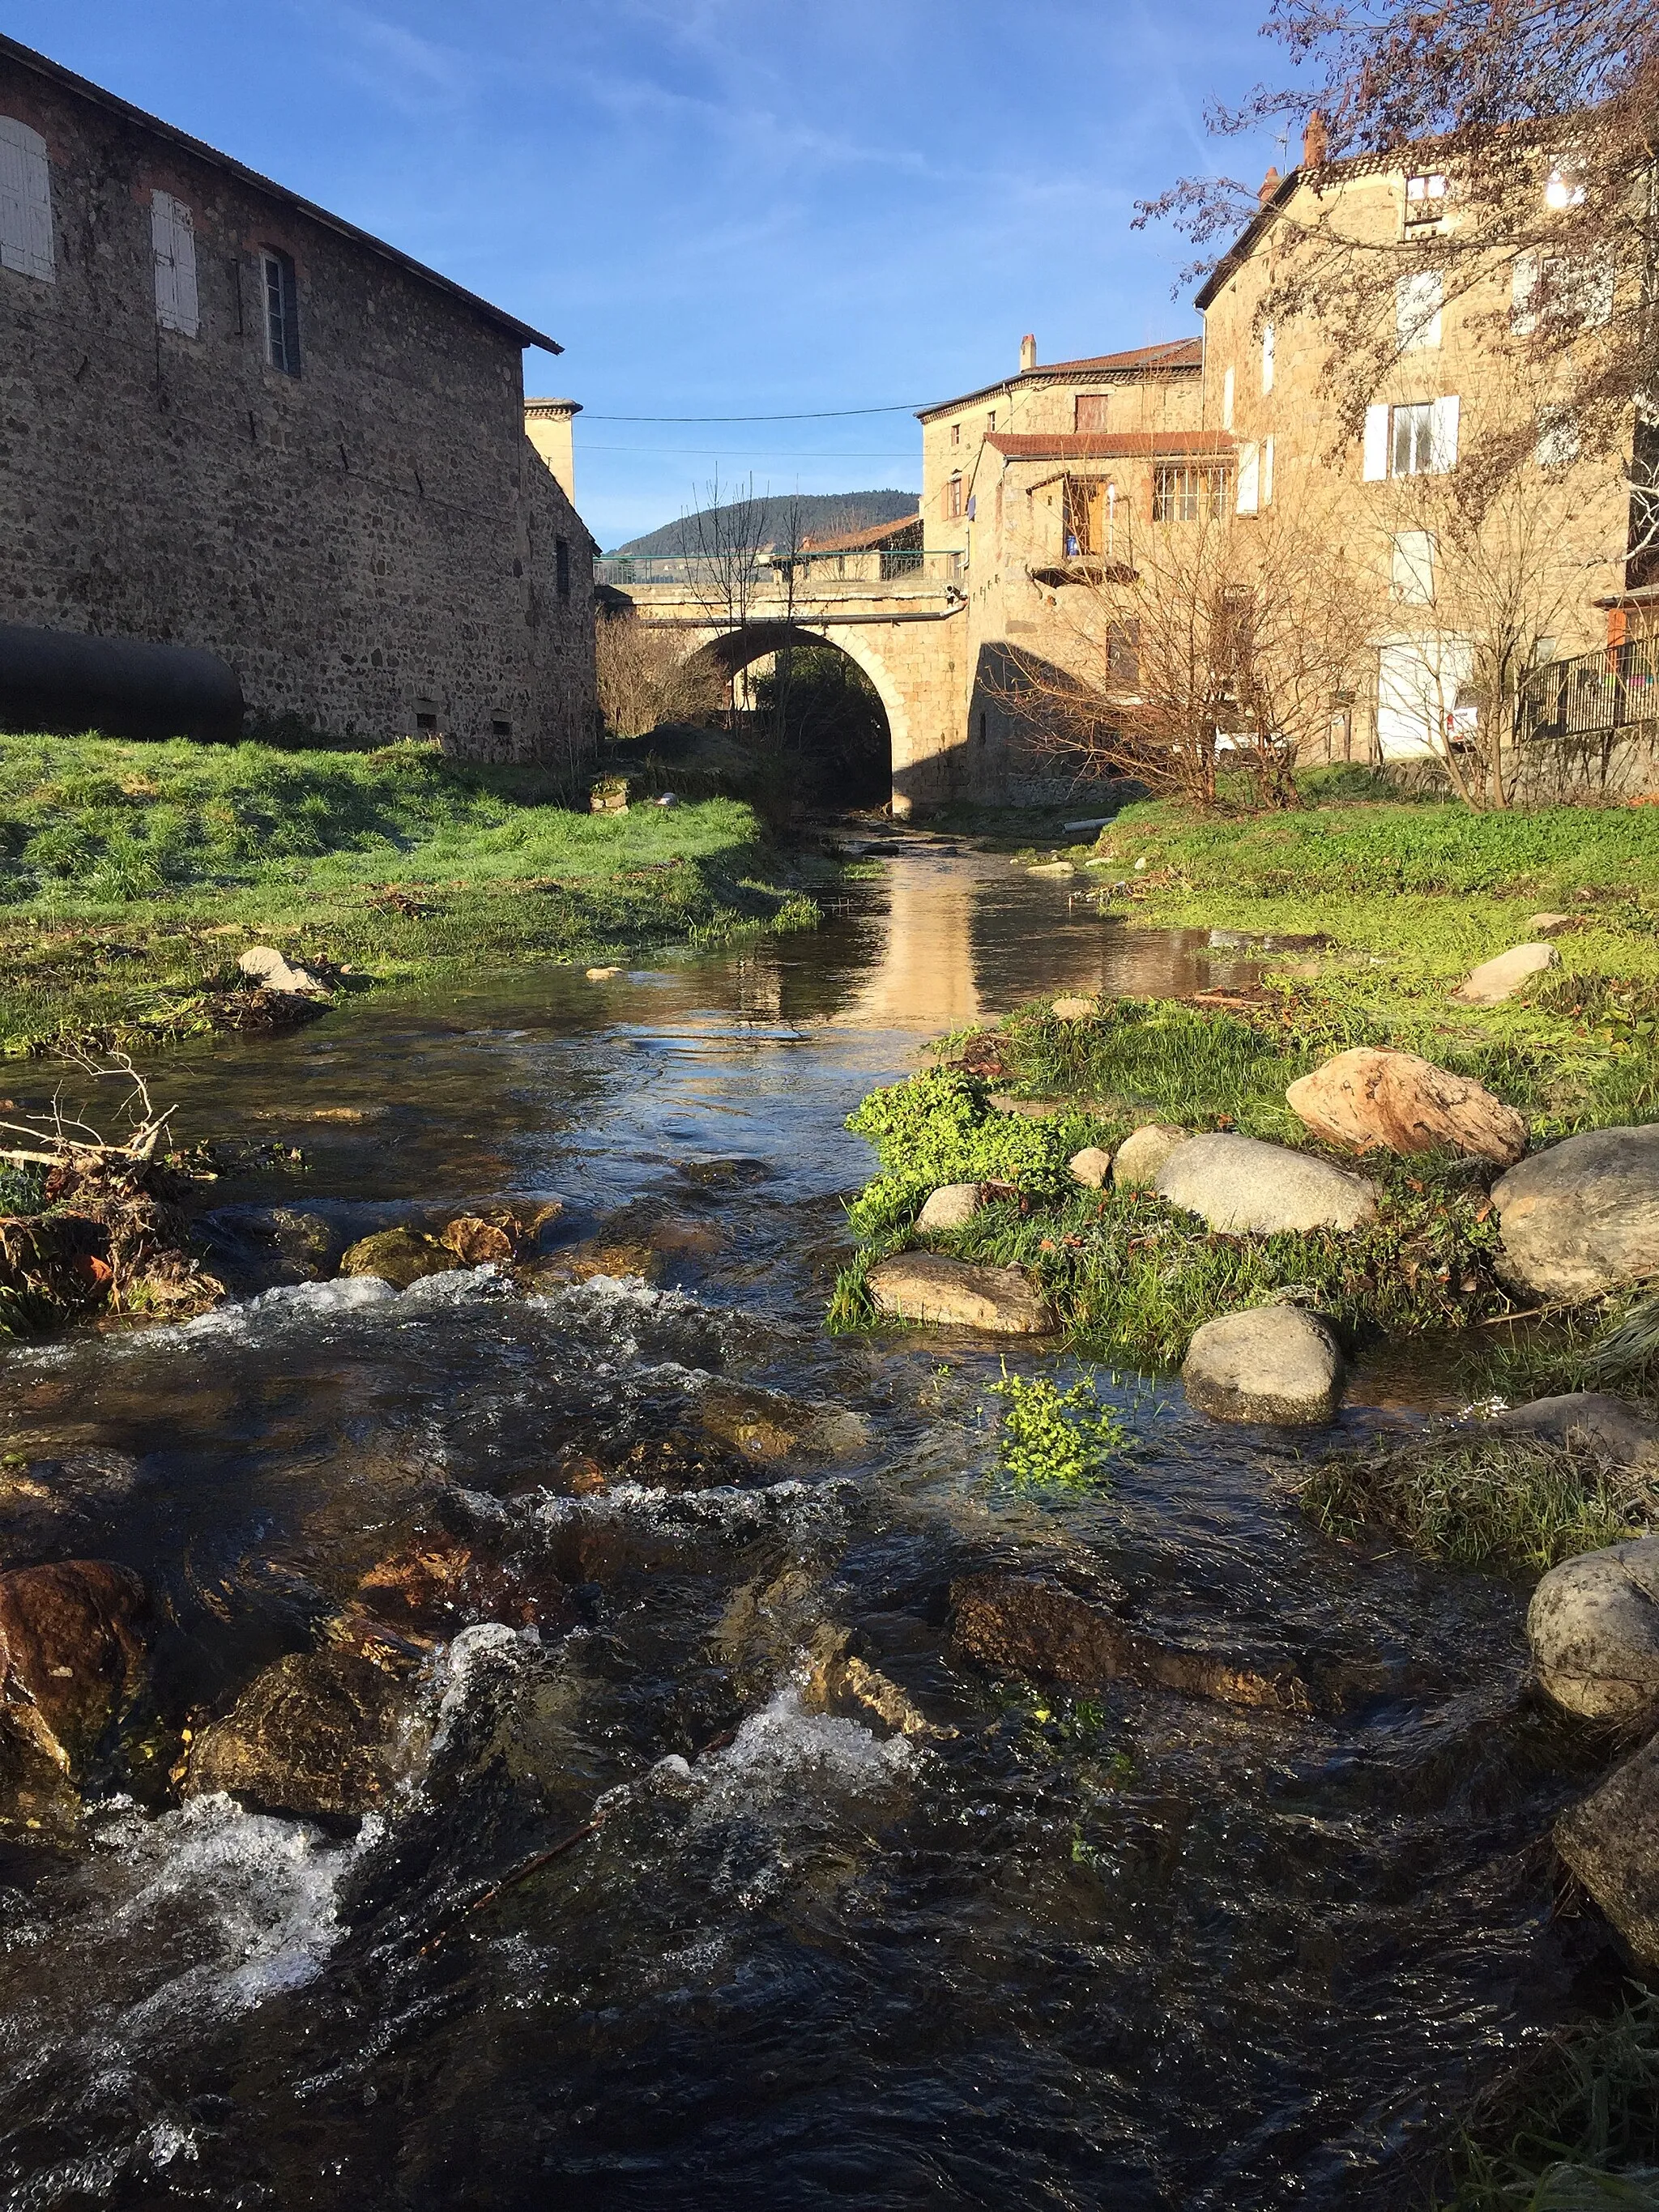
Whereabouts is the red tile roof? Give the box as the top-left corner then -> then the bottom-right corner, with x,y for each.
918,337 -> 1203,420
801,514 -> 923,552
984,429 -> 1235,460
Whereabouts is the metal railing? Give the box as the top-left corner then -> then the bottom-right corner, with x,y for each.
1518,634 -> 1659,746
595,548 -> 966,591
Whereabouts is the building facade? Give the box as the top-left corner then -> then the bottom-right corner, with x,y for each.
0,33 -> 595,765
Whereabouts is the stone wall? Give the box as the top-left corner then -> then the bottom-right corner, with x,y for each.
0,41 -> 595,765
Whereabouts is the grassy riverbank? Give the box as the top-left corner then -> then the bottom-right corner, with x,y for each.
0,734 -> 817,1055
832,783 -> 1659,1379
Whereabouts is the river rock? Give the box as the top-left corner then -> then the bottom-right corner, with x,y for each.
1491,1126 -> 1659,1299
339,1227 -> 459,1290
1489,1392 -> 1659,1468
1051,996 -> 1095,1020
1556,1733 -> 1659,1971
916,1183 -> 984,1233
357,1537 -> 567,1638
1451,942 -> 1558,1005
237,944 -> 329,996
866,1252 -> 1055,1334
1527,1535 -> 1659,1720
1528,914 -> 1576,937
0,1561 -> 150,1771
950,1574 -> 1312,1714
441,1215 -> 516,1266
1111,1123 -> 1189,1190
1285,1048 -> 1527,1166
1155,1133 -> 1379,1234
185,1647 -> 407,1818
696,1382 -> 868,1463
1182,1306 -> 1345,1425
1067,1146 -> 1113,1189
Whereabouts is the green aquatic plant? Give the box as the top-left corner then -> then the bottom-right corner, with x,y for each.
989,1366 -> 1127,1490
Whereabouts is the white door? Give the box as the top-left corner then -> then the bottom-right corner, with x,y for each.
1376,635 -> 1473,759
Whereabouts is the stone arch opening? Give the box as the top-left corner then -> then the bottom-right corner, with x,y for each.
682,622 -> 894,810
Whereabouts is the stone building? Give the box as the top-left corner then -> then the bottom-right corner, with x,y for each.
0,32 -> 595,765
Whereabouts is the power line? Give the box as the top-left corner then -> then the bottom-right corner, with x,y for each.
578,443 -> 919,458
583,403 -> 928,423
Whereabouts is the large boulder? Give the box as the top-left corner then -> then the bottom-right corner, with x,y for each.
1155,1133 -> 1379,1234
186,1647 -> 407,1819
1451,942 -> 1558,1005
1285,1048 -> 1527,1166
1067,1147 -> 1113,1189
1491,1127 -> 1659,1300
950,1574 -> 1312,1713
0,1560 -> 150,1772
1556,1733 -> 1659,1971
1111,1123 -> 1189,1190
1527,1536 -> 1659,1720
915,1183 -> 984,1234
866,1253 -> 1055,1334
1182,1306 -> 1345,1425
237,944 -> 330,996
339,1227 -> 460,1290
1490,1392 -> 1659,1468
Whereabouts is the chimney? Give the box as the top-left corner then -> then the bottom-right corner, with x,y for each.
1301,110 -> 1328,168
525,397 -> 582,501
1258,164 -> 1281,206
1019,333 -> 1037,373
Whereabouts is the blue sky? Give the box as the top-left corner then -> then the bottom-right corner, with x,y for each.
12,2 -> 1290,546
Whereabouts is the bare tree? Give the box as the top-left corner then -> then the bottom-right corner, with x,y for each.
996,475 -> 1371,808
1137,2 -> 1657,497
595,609 -> 723,739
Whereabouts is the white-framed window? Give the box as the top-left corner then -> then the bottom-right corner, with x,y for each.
1153,462 -> 1230,522
1261,322 -> 1275,394
1391,530 -> 1437,603
1403,173 -> 1448,227
1395,268 -> 1443,352
1236,441 -> 1260,514
1222,364 -> 1235,429
1535,404 -> 1580,470
0,116 -> 54,283
1363,396 -> 1459,479
1512,248 -> 1614,335
261,249 -> 301,374
151,190 -> 199,336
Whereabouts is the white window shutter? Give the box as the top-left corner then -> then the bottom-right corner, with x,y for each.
151,191 -> 199,336
0,116 -> 54,283
1261,322 -> 1275,394
1430,394 -> 1460,472
1363,404 -> 1390,480
1236,441 -> 1260,514
1510,251 -> 1539,335
1395,269 -> 1443,351
1222,364 -> 1235,430
1262,434 -> 1274,505
1391,530 -> 1436,604
1579,249 -> 1614,329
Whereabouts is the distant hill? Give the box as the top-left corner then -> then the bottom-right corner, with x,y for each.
611,490 -> 919,559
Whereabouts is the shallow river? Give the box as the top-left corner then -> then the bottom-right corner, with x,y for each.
0,847 -> 1616,2210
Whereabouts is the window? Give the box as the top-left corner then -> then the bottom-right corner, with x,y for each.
1075,394 -> 1109,433
1391,530 -> 1437,603
0,116 -> 54,283
1222,364 -> 1235,430
1153,462 -> 1229,522
491,718 -> 512,739
151,191 -> 199,336
1404,173 -> 1448,226
986,411 -> 996,432
1106,620 -> 1140,687
1261,322 -> 1275,395
1363,397 -> 1460,478
416,711 -> 438,733
1237,441 -> 1261,514
1262,434 -> 1274,506
1536,404 -> 1580,470
1512,249 -> 1614,335
950,422 -> 962,446
1062,476 -> 1106,556
556,535 -> 571,600
1395,268 -> 1443,352
945,473 -> 964,520
261,249 -> 301,374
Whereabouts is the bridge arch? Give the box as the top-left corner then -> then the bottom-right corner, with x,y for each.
677,620 -> 913,805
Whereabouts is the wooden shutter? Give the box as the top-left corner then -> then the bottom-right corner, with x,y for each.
1510,252 -> 1540,335
1261,435 -> 1274,506
173,198 -> 199,335
1429,394 -> 1460,472
1074,394 -> 1110,433
0,116 -> 54,283
1362,405 -> 1390,480
1260,323 -> 1275,394
1235,441 -> 1260,514
1222,364 -> 1235,429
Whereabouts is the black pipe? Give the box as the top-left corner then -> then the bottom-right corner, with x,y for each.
0,623 -> 244,743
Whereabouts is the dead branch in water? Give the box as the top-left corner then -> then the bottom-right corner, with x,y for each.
0,1050 -> 176,1172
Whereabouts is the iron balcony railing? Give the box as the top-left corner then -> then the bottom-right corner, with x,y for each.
595,548 -> 966,590
1518,633 -> 1659,745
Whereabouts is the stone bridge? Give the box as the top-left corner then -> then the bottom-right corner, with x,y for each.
595,551 -> 970,816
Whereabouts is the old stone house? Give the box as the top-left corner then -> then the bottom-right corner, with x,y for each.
0,32 -> 595,765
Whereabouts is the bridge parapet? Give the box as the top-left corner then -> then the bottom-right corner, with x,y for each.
597,548 -> 966,598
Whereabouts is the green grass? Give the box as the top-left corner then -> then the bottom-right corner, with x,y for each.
0,733 -> 813,1054
1434,1992 -> 1659,2208
1300,1430 -> 1647,1574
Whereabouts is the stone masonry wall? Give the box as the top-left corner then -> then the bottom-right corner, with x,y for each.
0,48 -> 595,765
